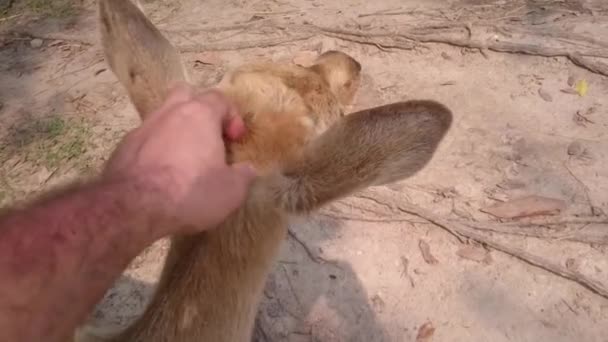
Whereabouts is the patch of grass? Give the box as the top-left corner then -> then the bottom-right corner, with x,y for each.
1,116 -> 91,169
0,0 -> 15,17
27,0 -> 77,18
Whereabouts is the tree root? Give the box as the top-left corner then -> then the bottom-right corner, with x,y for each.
356,192 -> 608,300
172,20 -> 608,77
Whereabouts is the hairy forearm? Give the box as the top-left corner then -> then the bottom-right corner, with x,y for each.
0,178 -> 167,342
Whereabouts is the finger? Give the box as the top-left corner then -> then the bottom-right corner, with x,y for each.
223,115 -> 247,141
193,89 -> 234,123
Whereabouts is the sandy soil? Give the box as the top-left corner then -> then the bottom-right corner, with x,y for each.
1,0 -> 608,341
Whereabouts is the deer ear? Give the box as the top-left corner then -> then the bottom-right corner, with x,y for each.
98,0 -> 189,120
271,100 -> 452,213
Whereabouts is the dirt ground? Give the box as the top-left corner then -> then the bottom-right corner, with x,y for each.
1,0 -> 608,341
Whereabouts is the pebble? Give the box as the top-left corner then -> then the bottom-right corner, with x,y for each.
30,38 -> 43,48
567,141 -> 584,156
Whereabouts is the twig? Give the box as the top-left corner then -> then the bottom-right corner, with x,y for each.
0,13 -> 22,22
0,32 -> 93,46
178,34 -> 313,52
315,26 -> 416,50
461,219 -> 608,245
281,265 -> 303,312
287,229 -> 342,268
319,212 -> 426,224
252,316 -> 272,342
357,7 -> 401,17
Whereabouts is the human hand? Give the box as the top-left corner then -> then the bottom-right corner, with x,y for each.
105,83 -> 256,234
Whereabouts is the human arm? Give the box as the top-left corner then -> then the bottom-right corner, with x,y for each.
0,85 -> 255,342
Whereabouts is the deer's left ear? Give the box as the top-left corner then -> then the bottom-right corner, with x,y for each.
98,0 -> 189,120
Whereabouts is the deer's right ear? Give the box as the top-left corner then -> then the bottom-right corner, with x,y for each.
98,0 -> 189,120
272,100 -> 452,213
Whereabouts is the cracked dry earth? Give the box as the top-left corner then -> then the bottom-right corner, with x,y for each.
1,0 -> 608,341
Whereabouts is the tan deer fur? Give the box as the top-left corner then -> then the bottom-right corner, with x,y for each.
76,1 -> 453,341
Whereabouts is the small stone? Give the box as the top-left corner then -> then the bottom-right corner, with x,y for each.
592,206 -> 605,216
30,38 -> 44,48
567,141 -> 584,156
538,88 -> 553,102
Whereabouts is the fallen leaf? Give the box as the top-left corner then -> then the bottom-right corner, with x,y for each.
418,240 -> 439,265
567,76 -> 576,86
416,322 -> 435,342
567,141 -> 584,156
456,245 -> 492,264
292,51 -> 317,67
560,88 -> 578,95
565,258 -> 580,271
575,79 -> 588,96
481,195 -> 567,219
538,88 -> 553,102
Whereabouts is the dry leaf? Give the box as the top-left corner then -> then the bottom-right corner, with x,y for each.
292,51 -> 317,67
456,245 -> 492,264
481,195 -> 567,219
575,79 -> 588,96
418,240 -> 439,265
416,322 -> 435,342
567,75 -> 576,86
538,88 -> 553,102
